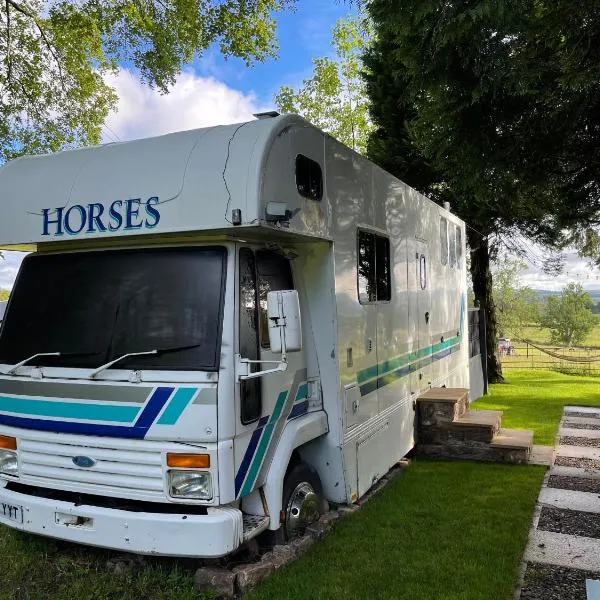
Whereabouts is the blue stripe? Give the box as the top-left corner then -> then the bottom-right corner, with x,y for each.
0,387 -> 174,439
288,400 -> 308,420
0,395 -> 140,423
157,388 -> 196,425
235,421 -> 267,496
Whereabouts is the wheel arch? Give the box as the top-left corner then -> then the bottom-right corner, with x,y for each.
262,411 -> 328,531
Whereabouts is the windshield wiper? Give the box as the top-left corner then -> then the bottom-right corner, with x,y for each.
88,350 -> 158,379
4,351 -> 101,376
87,343 -> 204,380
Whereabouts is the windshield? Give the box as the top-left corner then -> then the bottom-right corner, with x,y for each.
0,246 -> 227,371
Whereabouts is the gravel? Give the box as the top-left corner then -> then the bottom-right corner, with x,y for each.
538,506 -> 600,539
547,475 -> 600,494
520,562 -> 599,600
562,421 -> 600,431
560,436 -> 600,448
566,411 -> 600,420
554,455 -> 600,469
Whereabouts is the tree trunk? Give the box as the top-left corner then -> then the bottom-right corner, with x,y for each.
467,229 -> 504,383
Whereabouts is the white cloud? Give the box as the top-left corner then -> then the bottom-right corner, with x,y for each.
0,251 -> 27,291
519,251 -> 600,292
103,68 -> 265,142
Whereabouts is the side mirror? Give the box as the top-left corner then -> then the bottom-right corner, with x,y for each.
267,290 -> 302,354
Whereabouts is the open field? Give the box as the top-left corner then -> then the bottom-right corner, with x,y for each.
518,320 -> 600,347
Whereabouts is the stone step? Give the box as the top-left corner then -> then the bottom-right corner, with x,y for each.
416,387 -> 469,426
490,428 -> 533,450
451,409 -> 503,443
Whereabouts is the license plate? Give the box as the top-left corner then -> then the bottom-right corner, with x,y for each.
0,501 -> 23,523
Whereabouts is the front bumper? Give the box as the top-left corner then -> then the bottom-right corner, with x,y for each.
0,483 -> 243,557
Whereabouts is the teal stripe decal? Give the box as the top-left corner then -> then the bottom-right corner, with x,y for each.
295,383 -> 308,402
0,395 -> 140,423
358,335 -> 461,386
157,388 -> 196,425
239,390 -> 288,497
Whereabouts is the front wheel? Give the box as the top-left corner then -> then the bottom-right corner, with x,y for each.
282,462 -> 323,540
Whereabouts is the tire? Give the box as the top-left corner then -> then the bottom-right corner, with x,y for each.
281,462 -> 323,541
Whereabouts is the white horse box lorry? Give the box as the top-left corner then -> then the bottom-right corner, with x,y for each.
0,114 -> 468,556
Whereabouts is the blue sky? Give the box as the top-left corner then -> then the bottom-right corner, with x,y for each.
193,1 -> 356,105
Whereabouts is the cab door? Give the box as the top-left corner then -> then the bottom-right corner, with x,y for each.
234,247 -> 307,500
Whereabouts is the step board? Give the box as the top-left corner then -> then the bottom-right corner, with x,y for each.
454,409 -> 503,428
490,428 -> 533,450
242,514 -> 270,542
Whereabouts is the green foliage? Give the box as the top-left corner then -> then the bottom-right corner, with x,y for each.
0,0 -> 291,162
0,289 -> 9,301
492,258 -> 539,339
364,0 -> 600,244
275,15 -> 372,154
540,283 -> 595,347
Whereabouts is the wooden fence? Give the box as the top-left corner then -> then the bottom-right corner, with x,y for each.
500,342 -> 600,375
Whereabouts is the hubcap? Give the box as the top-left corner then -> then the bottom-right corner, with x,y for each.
285,482 -> 320,538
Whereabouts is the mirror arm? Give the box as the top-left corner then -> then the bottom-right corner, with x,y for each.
236,355 -> 288,381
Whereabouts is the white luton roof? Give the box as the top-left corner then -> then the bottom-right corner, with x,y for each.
0,115 -> 303,247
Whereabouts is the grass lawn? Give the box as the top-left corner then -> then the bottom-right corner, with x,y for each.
250,461 -> 544,600
0,526 -> 208,600
0,461 -> 545,600
475,369 -> 600,445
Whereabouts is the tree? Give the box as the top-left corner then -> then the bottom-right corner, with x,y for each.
0,289 -> 8,301
364,0 -> 600,382
541,283 -> 595,347
492,259 -> 539,340
0,0 -> 291,162
275,15 -> 372,154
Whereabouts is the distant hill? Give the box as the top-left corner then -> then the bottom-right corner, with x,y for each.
534,289 -> 600,302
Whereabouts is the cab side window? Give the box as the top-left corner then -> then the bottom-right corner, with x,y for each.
239,248 -> 261,424
256,250 -> 294,349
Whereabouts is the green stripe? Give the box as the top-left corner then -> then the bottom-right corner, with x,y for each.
157,388 -> 196,425
239,390 -> 289,497
0,395 -> 140,423
295,383 -> 308,402
358,336 -> 461,386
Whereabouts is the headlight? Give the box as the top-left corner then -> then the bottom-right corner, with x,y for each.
168,470 -> 212,500
0,450 -> 18,477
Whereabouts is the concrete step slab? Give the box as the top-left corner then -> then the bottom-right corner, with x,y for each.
559,427 -> 600,439
529,445 -> 555,466
524,530 -> 600,572
550,466 -> 600,480
565,406 -> 600,416
539,487 -> 600,514
562,416 -> 600,427
557,445 -> 600,460
490,428 -> 533,450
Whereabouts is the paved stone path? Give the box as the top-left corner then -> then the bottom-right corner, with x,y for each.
520,406 -> 600,600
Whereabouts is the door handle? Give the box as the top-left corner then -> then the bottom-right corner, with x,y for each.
425,311 -> 430,324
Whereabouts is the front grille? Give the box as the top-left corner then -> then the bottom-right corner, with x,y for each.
17,431 -> 167,501
5,482 -> 208,514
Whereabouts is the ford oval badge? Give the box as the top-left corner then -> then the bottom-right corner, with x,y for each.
72,456 -> 96,468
